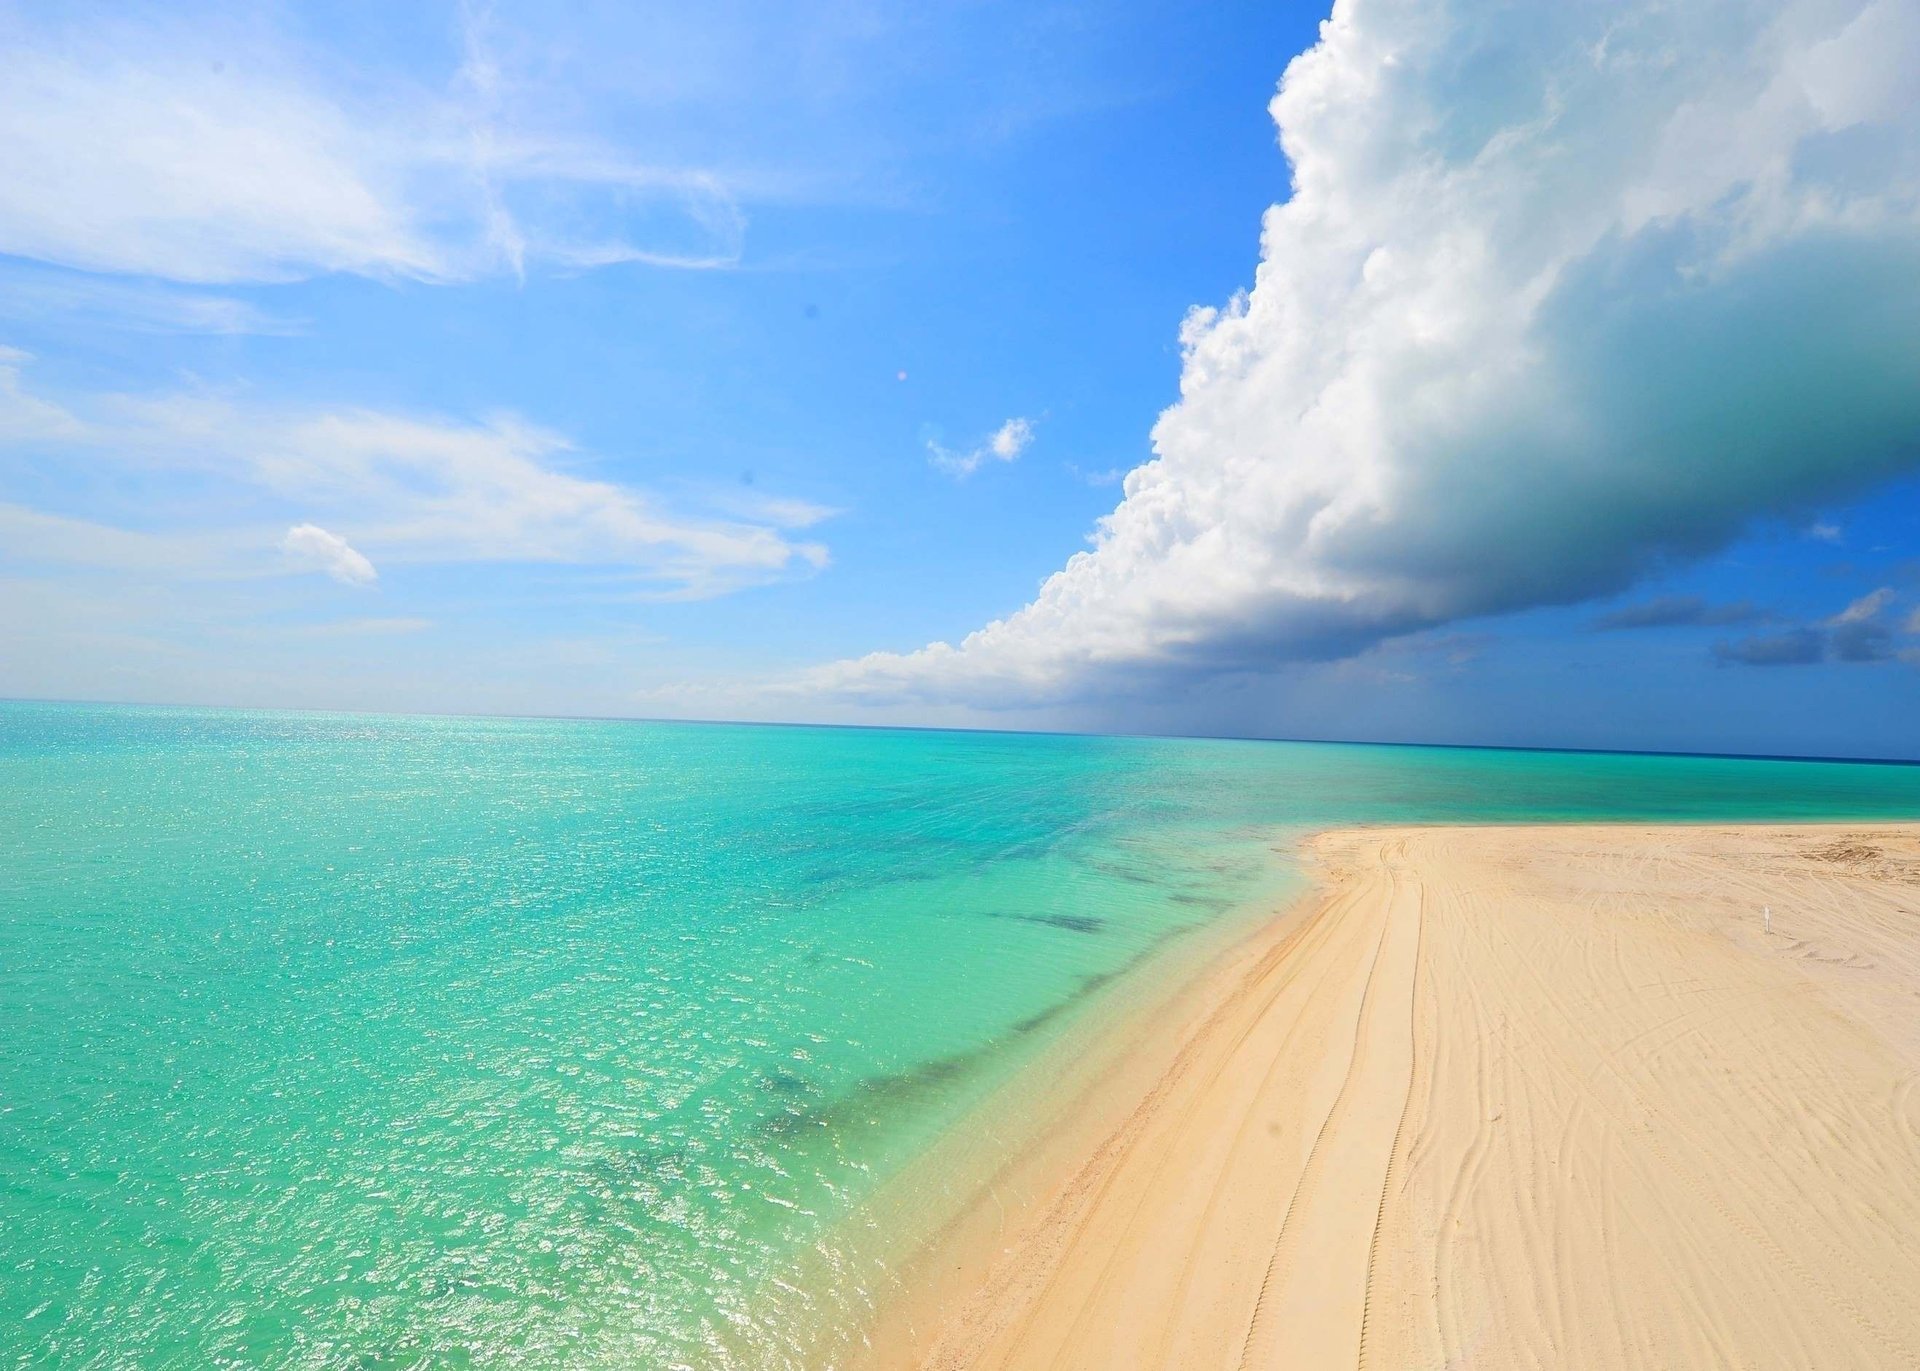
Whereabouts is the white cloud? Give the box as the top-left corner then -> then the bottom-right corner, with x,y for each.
0,346 -> 84,442
1068,463 -> 1127,488
281,523 -> 377,587
929,417 -> 1035,478
0,9 -> 745,285
1827,586 -> 1895,627
1808,520 -> 1844,543
0,355 -> 830,598
1824,586 -> 1898,662
700,488 -> 843,530
814,0 -> 1920,707
0,501 -> 229,576
0,268 -> 301,335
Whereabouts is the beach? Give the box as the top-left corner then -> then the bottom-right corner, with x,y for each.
856,824 -> 1920,1370
15,707 -> 1920,1367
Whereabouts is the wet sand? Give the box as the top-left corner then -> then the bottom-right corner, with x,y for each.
855,824 -> 1920,1369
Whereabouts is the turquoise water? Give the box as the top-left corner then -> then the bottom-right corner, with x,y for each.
6,702 -> 1920,1368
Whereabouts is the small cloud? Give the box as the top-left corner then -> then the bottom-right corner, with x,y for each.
1068,462 -> 1127,488
1713,588 -> 1901,667
1904,607 -> 1920,635
929,417 -> 1034,479
1593,595 -> 1768,630
702,489 -> 841,530
987,419 -> 1033,461
1808,521 -> 1844,544
1830,622 -> 1893,663
281,523 -> 377,587
1712,629 -> 1825,667
1824,587 -> 1897,662
1826,587 -> 1895,626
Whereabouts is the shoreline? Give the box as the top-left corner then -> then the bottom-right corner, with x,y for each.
755,833 -> 1318,1370
836,821 -> 1920,1369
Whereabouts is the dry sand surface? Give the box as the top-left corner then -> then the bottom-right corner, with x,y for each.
862,824 -> 1920,1370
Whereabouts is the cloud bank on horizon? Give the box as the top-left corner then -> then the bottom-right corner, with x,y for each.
808,0 -> 1920,708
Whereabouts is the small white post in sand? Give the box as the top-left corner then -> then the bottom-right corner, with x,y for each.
1764,905 -> 1772,936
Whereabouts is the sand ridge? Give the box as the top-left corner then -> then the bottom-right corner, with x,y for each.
861,824 -> 1920,1370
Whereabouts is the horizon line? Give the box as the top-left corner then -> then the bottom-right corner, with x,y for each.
5,691 -> 1918,770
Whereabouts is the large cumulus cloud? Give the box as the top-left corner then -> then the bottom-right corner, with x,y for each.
813,0 -> 1920,706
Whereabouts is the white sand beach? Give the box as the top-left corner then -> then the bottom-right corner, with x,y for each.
857,824 -> 1920,1369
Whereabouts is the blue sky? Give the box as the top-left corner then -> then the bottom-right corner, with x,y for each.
3,0 -> 1919,759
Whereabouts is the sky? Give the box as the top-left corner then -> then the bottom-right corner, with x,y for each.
2,0 -> 1918,760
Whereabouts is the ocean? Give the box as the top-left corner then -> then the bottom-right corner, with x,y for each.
6,701 -> 1919,1367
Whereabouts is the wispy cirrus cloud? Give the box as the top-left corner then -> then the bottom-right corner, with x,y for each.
0,346 -> 85,442
0,7 -> 747,287
0,351 -> 831,598
0,501 -> 231,577
0,268 -> 303,336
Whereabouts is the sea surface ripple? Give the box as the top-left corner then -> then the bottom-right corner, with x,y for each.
5,703 -> 1919,1366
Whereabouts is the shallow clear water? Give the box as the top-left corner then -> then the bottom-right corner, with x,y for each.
5,702 -> 1920,1367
